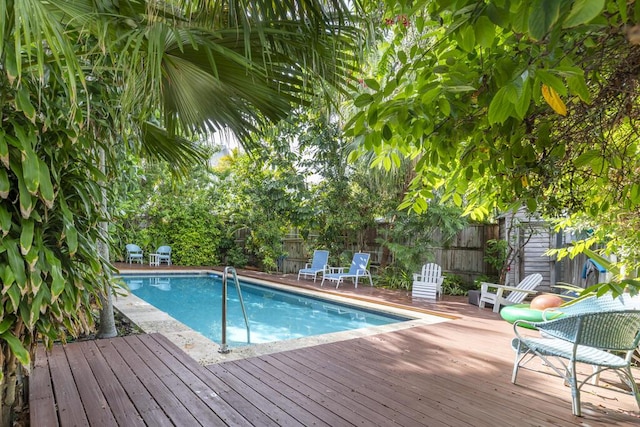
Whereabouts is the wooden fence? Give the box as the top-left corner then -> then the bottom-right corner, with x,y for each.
275,223 -> 500,285
235,222 -> 605,289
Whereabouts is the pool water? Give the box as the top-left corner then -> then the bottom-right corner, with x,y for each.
122,274 -> 410,348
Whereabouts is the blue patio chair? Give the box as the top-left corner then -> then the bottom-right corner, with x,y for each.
297,250 -> 329,282
151,245 -> 172,266
125,244 -> 144,264
321,252 -> 373,289
512,310 -> 640,416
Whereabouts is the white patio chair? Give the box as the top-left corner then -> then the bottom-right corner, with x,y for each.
412,263 -> 444,300
479,273 -> 542,313
150,245 -> 172,266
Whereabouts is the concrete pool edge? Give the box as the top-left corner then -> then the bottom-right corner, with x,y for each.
114,268 -> 455,365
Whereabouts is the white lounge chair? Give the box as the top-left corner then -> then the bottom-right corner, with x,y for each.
479,273 -> 542,313
321,252 -> 373,289
412,263 -> 444,300
297,250 -> 329,282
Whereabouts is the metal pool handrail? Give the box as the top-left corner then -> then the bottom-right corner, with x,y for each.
219,266 -> 251,353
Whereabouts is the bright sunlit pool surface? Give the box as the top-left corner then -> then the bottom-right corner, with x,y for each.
122,274 -> 411,348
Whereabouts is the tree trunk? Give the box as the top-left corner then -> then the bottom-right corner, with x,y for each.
1,355 -> 18,427
96,147 -> 117,339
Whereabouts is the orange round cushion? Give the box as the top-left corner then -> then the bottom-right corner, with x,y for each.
529,294 -> 563,310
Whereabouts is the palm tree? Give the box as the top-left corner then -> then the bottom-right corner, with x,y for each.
0,0 -> 361,423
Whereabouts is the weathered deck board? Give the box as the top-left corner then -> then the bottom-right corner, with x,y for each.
108,335 -> 207,427
93,338 -> 171,427
75,341 -> 146,427
30,269 -> 640,426
63,342 -> 118,426
47,345 -> 90,426
29,346 -> 58,427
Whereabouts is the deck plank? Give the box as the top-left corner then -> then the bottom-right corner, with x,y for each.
111,335 -> 213,427
47,345 -> 90,426
29,346 -> 59,427
93,338 -> 173,427
277,344 -> 474,427
63,342 -> 119,426
207,363 -> 306,426
306,335 -> 569,427
242,356 -> 361,426
289,345 -> 477,427
224,360 -> 331,426
136,334 -> 251,426
151,334 -> 282,427
74,341 -> 146,427
239,353 -> 376,426
264,351 -> 415,426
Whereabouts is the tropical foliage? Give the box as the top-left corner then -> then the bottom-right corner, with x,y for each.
1,0 -> 361,423
349,0 -> 640,290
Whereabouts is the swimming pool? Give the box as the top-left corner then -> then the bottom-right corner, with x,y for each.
122,273 -> 411,348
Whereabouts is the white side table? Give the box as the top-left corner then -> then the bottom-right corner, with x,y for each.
149,253 -> 159,266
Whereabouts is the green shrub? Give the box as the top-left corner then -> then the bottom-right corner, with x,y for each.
441,274 -> 468,296
375,266 -> 412,290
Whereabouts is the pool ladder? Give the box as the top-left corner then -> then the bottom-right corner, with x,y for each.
219,266 -> 251,353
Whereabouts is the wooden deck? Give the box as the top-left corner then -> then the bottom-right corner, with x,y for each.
31,269 -> 640,426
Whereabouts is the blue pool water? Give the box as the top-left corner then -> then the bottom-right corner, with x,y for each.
122,274 -> 410,347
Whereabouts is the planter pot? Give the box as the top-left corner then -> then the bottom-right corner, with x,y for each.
468,290 -> 481,306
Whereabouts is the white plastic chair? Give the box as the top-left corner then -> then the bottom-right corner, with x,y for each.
412,263 -> 444,300
479,273 -> 542,313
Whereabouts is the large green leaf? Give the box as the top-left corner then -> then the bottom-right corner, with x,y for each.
0,206 -> 11,237
17,169 -> 35,219
0,331 -> 30,366
0,168 -> 9,199
488,86 -> 514,124
21,142 -> 40,195
0,130 -> 8,168
5,240 -> 27,290
563,0 -> 605,28
38,160 -> 55,208
474,16 -> 495,48
20,220 -> 34,256
15,86 -> 36,123
528,0 -> 560,40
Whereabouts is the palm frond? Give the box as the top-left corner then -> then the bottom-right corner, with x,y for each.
139,122 -> 209,176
